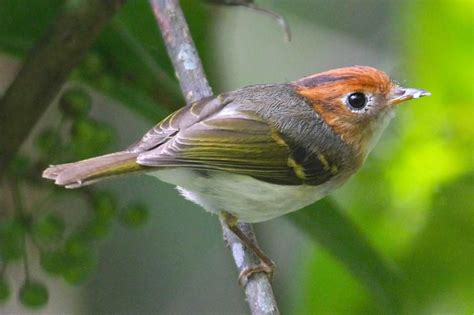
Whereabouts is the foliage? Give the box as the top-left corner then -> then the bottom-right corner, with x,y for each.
19,281 -> 49,308
0,84 -> 150,307
293,1 -> 474,314
0,0 -> 472,313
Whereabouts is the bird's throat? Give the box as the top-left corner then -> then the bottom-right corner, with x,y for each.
312,102 -> 394,165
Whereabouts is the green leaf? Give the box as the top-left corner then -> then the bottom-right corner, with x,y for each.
62,244 -> 97,285
399,172 -> 474,313
71,118 -> 115,159
33,214 -> 65,243
82,218 -> 111,241
120,203 -> 150,229
287,198 -> 401,314
19,281 -> 49,308
0,218 -> 26,261
0,278 -> 11,304
0,1 -> 63,55
59,87 -> 92,118
0,0 -> 216,127
6,155 -> 32,178
59,233 -> 98,285
92,191 -> 117,221
40,250 -> 68,275
63,265 -> 92,285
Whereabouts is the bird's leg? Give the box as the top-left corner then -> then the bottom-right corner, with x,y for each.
220,211 -> 275,286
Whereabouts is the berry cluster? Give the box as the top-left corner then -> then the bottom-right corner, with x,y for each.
0,80 -> 149,308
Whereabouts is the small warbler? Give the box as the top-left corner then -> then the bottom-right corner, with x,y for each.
43,66 -> 429,278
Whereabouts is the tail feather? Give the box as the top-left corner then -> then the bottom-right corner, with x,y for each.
43,151 -> 144,188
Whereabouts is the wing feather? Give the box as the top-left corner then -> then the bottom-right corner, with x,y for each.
138,109 -> 309,185
131,93 -> 336,186
127,96 -> 226,152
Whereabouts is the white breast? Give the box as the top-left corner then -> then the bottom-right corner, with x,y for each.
151,168 -> 342,223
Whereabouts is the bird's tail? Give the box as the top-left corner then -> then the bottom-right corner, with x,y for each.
42,151 -> 145,188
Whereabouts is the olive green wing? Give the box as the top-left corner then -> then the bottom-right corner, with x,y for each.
136,105 -> 335,186
127,95 -> 226,152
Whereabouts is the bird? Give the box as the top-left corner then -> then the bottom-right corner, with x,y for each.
43,66 -> 430,280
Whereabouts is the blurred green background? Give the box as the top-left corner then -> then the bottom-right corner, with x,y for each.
0,0 -> 472,314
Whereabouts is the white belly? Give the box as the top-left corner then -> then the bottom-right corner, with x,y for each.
151,168 -> 340,223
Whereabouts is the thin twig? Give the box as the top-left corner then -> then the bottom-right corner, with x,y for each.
149,1 -> 279,314
0,0 -> 126,177
205,0 -> 291,41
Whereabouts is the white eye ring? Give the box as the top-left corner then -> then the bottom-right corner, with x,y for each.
343,92 -> 374,112
347,92 -> 367,109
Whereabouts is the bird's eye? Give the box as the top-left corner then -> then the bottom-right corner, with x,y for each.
347,92 -> 367,110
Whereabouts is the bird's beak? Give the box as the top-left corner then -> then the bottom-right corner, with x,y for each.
388,86 -> 431,106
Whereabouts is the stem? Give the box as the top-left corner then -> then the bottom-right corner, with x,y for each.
22,236 -> 30,281
0,262 -> 6,277
149,1 -> 279,314
0,0 -> 126,177
9,180 -> 30,280
10,179 -> 24,216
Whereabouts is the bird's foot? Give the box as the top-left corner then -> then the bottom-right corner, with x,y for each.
220,211 -> 276,286
238,260 -> 275,287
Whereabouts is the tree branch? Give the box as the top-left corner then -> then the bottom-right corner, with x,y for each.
0,0 -> 126,176
149,1 -> 279,314
149,0 -> 211,103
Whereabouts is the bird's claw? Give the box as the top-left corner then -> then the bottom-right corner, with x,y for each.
238,260 -> 276,287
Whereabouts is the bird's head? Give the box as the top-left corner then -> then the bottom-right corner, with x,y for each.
293,66 -> 430,162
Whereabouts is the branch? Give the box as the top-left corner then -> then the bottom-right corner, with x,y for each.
149,0 -> 211,103
0,0 -> 126,176
149,1 -> 279,314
